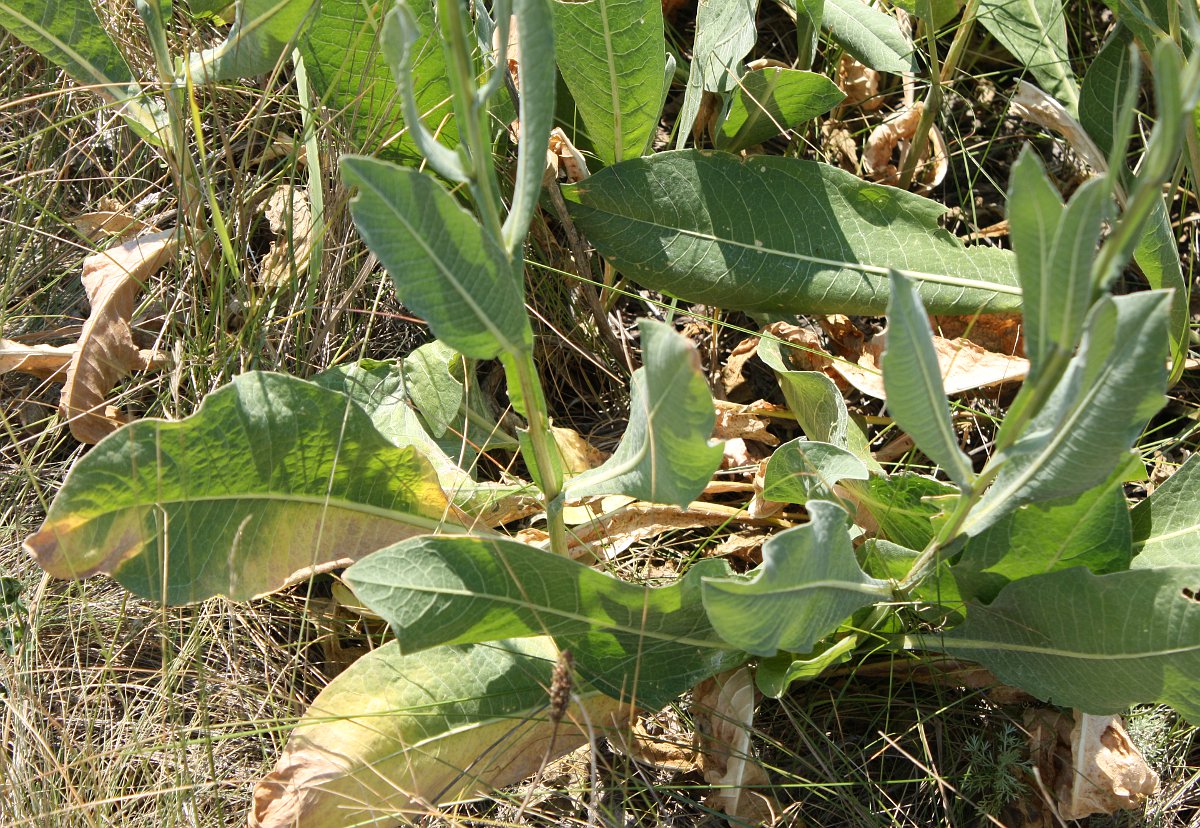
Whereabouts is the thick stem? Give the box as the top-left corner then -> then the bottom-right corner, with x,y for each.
512,352 -> 568,555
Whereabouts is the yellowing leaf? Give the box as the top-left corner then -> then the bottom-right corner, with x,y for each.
250,637 -> 630,828
60,230 -> 178,443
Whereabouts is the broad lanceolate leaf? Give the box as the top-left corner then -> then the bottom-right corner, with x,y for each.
24,372 -> 455,604
964,292 -> 1169,535
301,0 -> 454,161
883,271 -> 973,487
762,439 -> 868,504
676,0 -> 760,149
756,337 -> 848,447
563,150 -> 1021,316
562,319 -> 724,508
701,500 -> 890,656
343,155 -> 532,359
939,566 -> 1200,722
818,0 -> 916,74
553,0 -> 667,164
1008,150 -> 1108,377
977,0 -> 1078,113
187,0 -> 319,82
345,536 -> 746,708
955,481 -> 1132,603
1132,453 -> 1200,567
714,67 -> 845,152
403,341 -> 465,438
250,637 -> 630,828
0,0 -> 164,141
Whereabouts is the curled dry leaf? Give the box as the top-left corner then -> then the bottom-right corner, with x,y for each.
693,667 -> 781,826
565,500 -> 780,560
749,459 -> 785,520
60,230 -> 178,444
838,330 -> 1028,398
548,127 -> 591,183
837,54 -> 883,111
1,339 -> 166,384
862,103 -> 948,191
1024,709 -> 1159,821
259,186 -> 314,291
719,335 -> 760,401
821,119 -> 860,172
713,406 -> 781,446
72,210 -> 154,241
1009,81 -> 1107,172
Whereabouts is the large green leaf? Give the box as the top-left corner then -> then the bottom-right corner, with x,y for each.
819,0 -> 915,73
713,67 -> 845,152
345,536 -> 746,708
0,0 -> 164,141
676,0 -> 760,149
552,0 -> 667,164
701,501 -> 890,655
955,481 -> 1132,603
883,271 -> 974,487
964,292 -> 1169,534
299,0 -> 453,161
762,439 -> 868,504
977,0 -> 1078,113
343,155 -> 532,359
187,0 -> 319,82
1008,151 -> 1108,377
756,337 -> 848,447
1132,453 -> 1200,567
939,566 -> 1200,722
561,319 -> 724,508
563,150 -> 1021,316
251,637 -> 630,828
24,372 -> 455,604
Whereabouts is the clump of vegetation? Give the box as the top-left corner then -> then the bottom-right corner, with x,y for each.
3,0 -> 1200,825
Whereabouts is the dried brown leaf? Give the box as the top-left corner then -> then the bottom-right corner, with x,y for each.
834,331 -> 1028,398
862,103 -> 948,191
837,54 -> 882,111
1,340 -> 76,381
72,210 -> 154,241
553,426 -> 609,474
693,668 -> 780,826
60,230 -> 178,443
260,186 -> 314,291
713,407 -> 780,446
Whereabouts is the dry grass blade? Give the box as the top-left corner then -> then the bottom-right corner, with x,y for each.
60,229 -> 178,443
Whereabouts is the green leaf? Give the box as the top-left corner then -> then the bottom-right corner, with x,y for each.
345,536 -> 746,708
676,0 -> 761,149
312,360 -> 530,525
891,0 -> 962,27
756,338 -> 848,447
713,67 -> 845,152
860,538 -> 962,613
819,0 -> 916,74
552,0 -> 667,164
883,271 -> 974,487
848,473 -> 957,549
343,155 -> 533,359
503,0 -> 557,254
186,0 -> 319,82
0,0 -> 164,142
1079,25 -> 1135,161
563,150 -> 1021,316
24,372 -> 455,604
938,566 -> 1200,722
1008,151 -> 1108,376
251,637 -> 630,828
561,319 -> 723,508
701,500 -> 890,656
1132,453 -> 1200,567
964,292 -> 1169,534
955,482 -> 1133,603
762,439 -> 868,504
300,0 -> 454,161
977,0 -> 1078,114
756,634 -> 859,698
403,341 -> 465,438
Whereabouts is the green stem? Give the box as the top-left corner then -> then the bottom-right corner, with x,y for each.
438,0 -> 506,243
513,352 -> 568,556
898,0 -> 944,190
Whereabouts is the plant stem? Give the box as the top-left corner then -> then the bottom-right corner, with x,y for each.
512,352 -> 568,556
